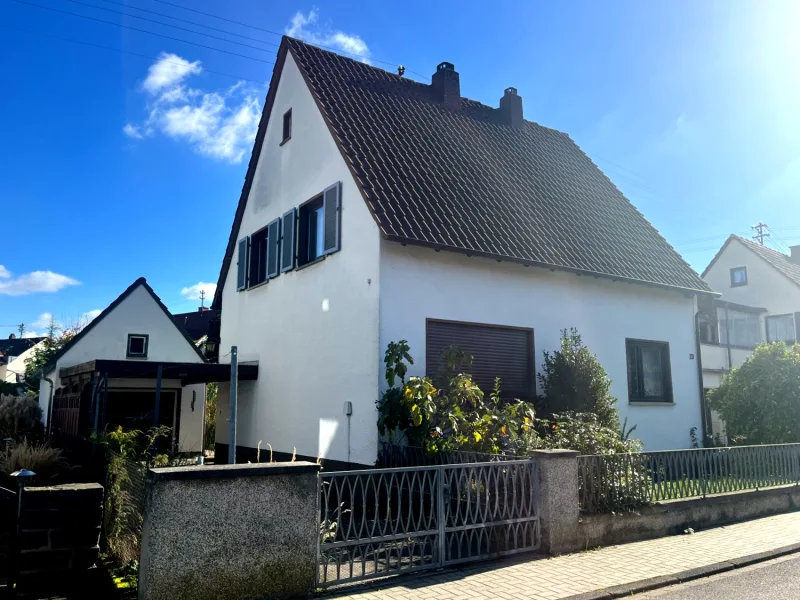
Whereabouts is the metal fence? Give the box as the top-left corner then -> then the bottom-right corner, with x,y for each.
102,450 -> 148,566
378,443 -> 524,468
578,444 -> 800,513
317,459 -> 540,587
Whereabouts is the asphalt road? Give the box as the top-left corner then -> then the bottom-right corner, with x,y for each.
634,554 -> 800,599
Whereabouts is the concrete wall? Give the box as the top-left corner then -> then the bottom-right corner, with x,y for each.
217,52 -> 382,466
379,242 -> 703,451
579,485 -> 800,549
139,461 -> 320,600
17,483 -> 103,582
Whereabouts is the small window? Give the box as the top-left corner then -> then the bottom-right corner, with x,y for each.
127,334 -> 149,358
282,109 -> 292,144
766,314 -> 796,344
297,195 -> 325,266
626,339 -> 672,403
730,266 -> 748,287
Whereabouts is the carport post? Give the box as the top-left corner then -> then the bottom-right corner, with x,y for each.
229,346 -> 238,464
154,364 -> 163,428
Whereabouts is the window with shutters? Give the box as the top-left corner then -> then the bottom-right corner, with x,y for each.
248,226 -> 270,286
236,237 -> 249,291
425,319 -> 534,399
625,339 -> 672,404
297,182 -> 341,267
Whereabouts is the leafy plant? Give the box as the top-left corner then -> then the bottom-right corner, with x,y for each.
538,328 -> 619,428
535,412 -> 642,455
0,395 -> 43,441
205,382 -> 217,451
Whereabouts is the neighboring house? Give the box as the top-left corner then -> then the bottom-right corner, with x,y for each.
172,307 -> 219,347
0,334 -> 45,384
211,37 -> 715,467
39,278 -> 248,454
699,235 -> 800,437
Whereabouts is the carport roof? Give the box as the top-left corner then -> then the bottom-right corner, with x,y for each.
58,359 -> 258,386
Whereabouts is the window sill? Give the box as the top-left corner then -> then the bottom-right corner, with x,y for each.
629,401 -> 675,407
126,355 -> 149,360
247,279 -> 269,292
280,136 -> 291,147
296,256 -> 326,271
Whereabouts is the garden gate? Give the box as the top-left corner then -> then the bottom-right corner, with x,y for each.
317,459 -> 540,587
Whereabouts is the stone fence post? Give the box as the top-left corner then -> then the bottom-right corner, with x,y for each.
139,461 -> 321,600
530,449 -> 580,555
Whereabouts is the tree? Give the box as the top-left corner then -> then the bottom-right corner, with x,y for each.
24,317 -> 79,396
538,328 -> 619,428
708,342 -> 800,445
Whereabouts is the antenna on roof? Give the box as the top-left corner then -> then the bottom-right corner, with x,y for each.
752,222 -> 770,245
397,65 -> 405,77
199,290 -> 206,308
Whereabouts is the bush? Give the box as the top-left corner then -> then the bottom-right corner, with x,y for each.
0,395 -> 43,441
535,412 -> 641,455
0,439 -> 69,482
538,328 -> 618,428
709,342 -> 800,445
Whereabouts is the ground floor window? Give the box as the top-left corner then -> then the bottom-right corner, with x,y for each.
626,339 -> 672,403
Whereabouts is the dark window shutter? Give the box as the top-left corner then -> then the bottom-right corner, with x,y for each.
425,320 -> 534,399
281,208 -> 297,272
236,237 -> 249,291
266,218 -> 280,279
322,182 -> 341,255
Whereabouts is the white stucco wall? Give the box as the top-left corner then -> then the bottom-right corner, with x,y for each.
39,283 -> 205,450
4,341 -> 43,383
379,242 -> 704,451
217,52 -> 382,466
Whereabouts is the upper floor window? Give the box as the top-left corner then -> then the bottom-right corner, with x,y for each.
766,314 -> 796,344
626,339 -> 672,404
127,334 -> 149,358
281,109 -> 292,144
297,182 -> 341,267
717,307 -> 761,348
730,266 -> 748,287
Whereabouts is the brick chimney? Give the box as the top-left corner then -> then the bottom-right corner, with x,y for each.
791,245 -> 800,264
8,333 -> 15,339
499,87 -> 523,128
431,62 -> 460,110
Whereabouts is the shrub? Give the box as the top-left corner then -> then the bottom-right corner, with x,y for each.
535,412 -> 642,455
0,395 -> 43,441
538,328 -> 618,428
0,439 -> 69,482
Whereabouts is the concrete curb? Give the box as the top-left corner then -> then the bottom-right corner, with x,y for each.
561,542 -> 800,600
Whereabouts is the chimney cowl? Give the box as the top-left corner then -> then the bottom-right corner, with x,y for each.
8,333 -> 16,339
499,87 -> 524,129
790,245 -> 800,264
431,62 -> 460,110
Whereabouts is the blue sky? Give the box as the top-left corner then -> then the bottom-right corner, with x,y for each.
2,0 -> 800,338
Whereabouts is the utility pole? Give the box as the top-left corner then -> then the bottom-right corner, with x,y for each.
752,222 -> 770,245
199,290 -> 206,308
17,323 -> 24,338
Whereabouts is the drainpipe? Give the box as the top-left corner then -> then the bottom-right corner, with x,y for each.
43,372 -> 55,440
694,309 -> 710,447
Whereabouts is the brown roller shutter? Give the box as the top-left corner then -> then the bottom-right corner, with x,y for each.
426,319 -> 534,399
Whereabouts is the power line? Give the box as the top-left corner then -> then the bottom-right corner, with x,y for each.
10,0 -> 275,64
63,0 -> 279,53
4,25 -> 268,84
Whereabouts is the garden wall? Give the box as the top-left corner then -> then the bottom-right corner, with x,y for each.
578,485 -> 800,549
138,461 -> 320,600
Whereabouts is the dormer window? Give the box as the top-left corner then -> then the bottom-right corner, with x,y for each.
730,266 -> 748,287
127,334 -> 149,358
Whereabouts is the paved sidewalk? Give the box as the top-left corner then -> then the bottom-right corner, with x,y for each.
328,512 -> 800,600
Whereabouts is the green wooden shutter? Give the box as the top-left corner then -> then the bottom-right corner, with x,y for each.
267,218 -> 280,279
280,208 -> 297,272
236,237 -> 249,291
322,182 -> 341,255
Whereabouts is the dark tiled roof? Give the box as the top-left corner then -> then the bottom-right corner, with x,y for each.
213,37 -> 712,306
707,235 -> 800,288
172,309 -> 219,342
0,337 -> 43,358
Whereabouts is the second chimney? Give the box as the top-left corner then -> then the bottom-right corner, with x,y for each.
791,245 -> 800,264
431,62 -> 460,110
499,87 -> 523,128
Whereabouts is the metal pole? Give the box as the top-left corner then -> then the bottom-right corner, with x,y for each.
229,346 -> 238,465
9,470 -> 35,598
90,376 -> 100,433
101,372 -> 109,432
154,364 -> 163,428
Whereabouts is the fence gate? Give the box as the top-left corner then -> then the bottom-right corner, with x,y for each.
317,459 -> 540,588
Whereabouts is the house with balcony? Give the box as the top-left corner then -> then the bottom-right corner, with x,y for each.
699,234 -> 800,437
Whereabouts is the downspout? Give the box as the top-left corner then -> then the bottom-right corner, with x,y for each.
43,372 -> 55,440
694,308 -> 710,447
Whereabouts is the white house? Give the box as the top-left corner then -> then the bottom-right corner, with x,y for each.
699,235 -> 800,437
0,335 -> 44,385
211,37 -> 716,467
38,278 -> 245,454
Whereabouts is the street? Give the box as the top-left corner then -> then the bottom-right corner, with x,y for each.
635,554 -> 800,599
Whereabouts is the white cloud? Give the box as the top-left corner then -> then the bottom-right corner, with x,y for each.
123,123 -> 144,139
0,265 -> 9,278
143,53 -> 202,94
22,331 -> 40,339
0,270 -> 80,296
180,282 -> 217,302
124,54 -> 262,163
81,309 -> 102,323
32,312 -> 56,329
286,9 -> 370,62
